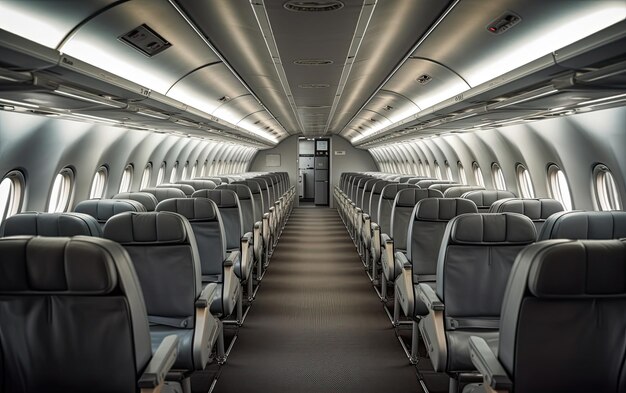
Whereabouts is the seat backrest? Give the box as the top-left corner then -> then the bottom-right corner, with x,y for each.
140,187 -> 187,202
216,184 -> 256,233
442,185 -> 485,198
195,177 -> 223,186
74,199 -> 146,228
177,179 -> 217,191
369,180 -> 392,223
0,236 -> 151,392
156,183 -> 195,197
258,176 -> 276,204
461,189 -> 516,212
407,198 -> 478,278
538,210 -> 626,240
489,198 -> 564,233
113,191 -> 159,211
103,212 -> 202,331
1,212 -> 101,237
498,239 -> 626,393
361,179 -> 380,215
390,188 -> 443,252
234,180 -> 264,221
355,177 -> 372,209
436,213 -> 536,321
398,176 -> 416,183
218,176 -> 231,184
192,189 -> 242,251
377,183 -> 417,233
416,179 -> 457,189
155,198 -> 227,280
250,178 -> 270,212
428,183 -> 463,194
349,176 -> 365,202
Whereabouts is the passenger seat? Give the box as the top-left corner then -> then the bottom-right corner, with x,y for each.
539,210 -> 626,240
74,199 -> 146,229
1,211 -> 101,237
0,236 -> 180,393
103,211 -> 222,370
113,191 -> 159,211
140,187 -> 187,202
461,190 -> 516,212
489,198 -> 564,233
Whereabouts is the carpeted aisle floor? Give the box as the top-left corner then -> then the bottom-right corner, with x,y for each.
212,207 -> 422,393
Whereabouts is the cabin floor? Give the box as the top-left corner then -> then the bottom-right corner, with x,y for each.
200,207 -> 448,393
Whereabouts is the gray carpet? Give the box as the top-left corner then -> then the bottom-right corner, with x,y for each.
212,207 -> 423,393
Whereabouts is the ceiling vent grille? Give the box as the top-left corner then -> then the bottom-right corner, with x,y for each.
298,83 -> 330,89
294,59 -> 334,65
416,74 -> 433,85
284,1 -> 344,12
119,24 -> 171,57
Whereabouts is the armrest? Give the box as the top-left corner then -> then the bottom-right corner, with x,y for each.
224,250 -> 240,267
395,251 -> 411,269
362,213 -> 370,221
417,283 -> 443,311
195,283 -> 218,308
381,233 -> 392,245
470,336 -> 512,392
138,335 -> 178,389
241,231 -> 253,243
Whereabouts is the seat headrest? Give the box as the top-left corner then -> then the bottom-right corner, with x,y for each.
217,184 -> 252,200
156,198 -> 219,221
488,198 -> 564,220
448,213 -> 537,245
140,187 -> 187,202
0,236 -> 124,294
523,239 -> 626,298
381,184 -> 416,199
74,199 -> 146,223
1,212 -> 101,237
415,198 -> 478,221
156,183 -> 195,196
442,185 -> 485,198
251,179 -> 268,190
428,183 -> 463,193
234,180 -> 261,193
372,181 -> 391,194
395,188 -> 443,207
177,180 -> 217,191
103,211 -> 190,244
416,179 -> 456,189
539,210 -> 626,240
113,192 -> 158,211
363,179 -> 379,191
195,177 -> 222,185
461,190 -> 517,208
191,189 -> 239,208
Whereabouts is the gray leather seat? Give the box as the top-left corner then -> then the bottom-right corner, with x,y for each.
355,177 -> 373,209
394,198 -> 478,363
538,210 -> 626,240
177,179 -> 217,191
155,198 -> 241,319
195,177 -> 223,186
217,184 -> 256,233
407,176 -> 433,185
250,178 -> 271,213
140,187 -> 187,202
442,185 -> 485,198
113,191 -> 159,211
193,189 -> 254,288
489,197 -> 564,233
74,198 -> 146,229
377,184 -> 418,235
418,213 -> 536,383
360,179 -> 380,215
1,211 -> 101,237
156,183 -> 195,197
0,236 -> 179,393
381,189 -> 444,292
368,180 -> 392,223
234,180 -> 265,218
103,211 -> 221,370
461,190 -> 516,212
467,239 -> 626,393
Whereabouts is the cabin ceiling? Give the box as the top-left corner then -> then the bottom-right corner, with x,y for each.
0,0 -> 624,149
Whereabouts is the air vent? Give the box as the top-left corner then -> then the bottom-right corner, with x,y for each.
416,74 -> 432,85
487,12 -> 521,34
298,83 -> 330,89
382,105 -> 393,111
119,24 -> 171,57
218,96 -> 231,103
294,59 -> 334,65
284,1 -> 344,12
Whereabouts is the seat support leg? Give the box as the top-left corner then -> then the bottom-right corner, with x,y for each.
410,320 -> 419,364
393,287 -> 400,326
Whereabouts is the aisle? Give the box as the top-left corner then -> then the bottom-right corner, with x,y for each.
212,207 -> 422,393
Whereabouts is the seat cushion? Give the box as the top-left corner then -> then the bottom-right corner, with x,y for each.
446,330 -> 499,372
150,326 -> 195,370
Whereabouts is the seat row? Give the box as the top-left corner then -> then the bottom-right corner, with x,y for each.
335,171 -> 626,392
0,172 -> 295,393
